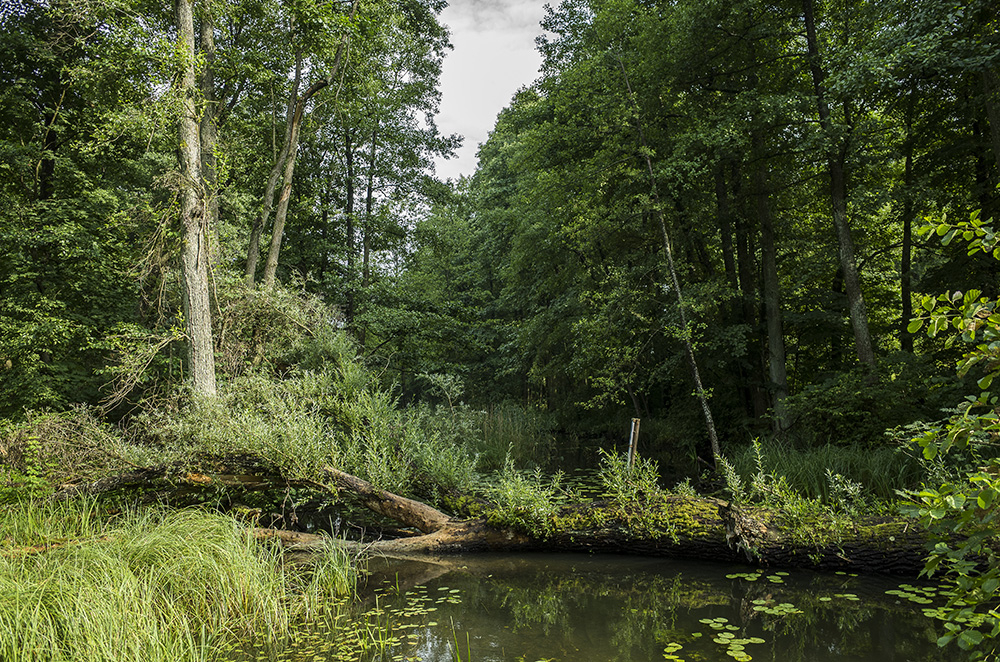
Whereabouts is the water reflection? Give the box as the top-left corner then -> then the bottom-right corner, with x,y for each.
260,554 -> 962,662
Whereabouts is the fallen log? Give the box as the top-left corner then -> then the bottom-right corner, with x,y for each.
322,466 -> 450,534
46,456 -> 934,575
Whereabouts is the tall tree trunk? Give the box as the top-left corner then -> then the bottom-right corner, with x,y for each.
344,128 -> 356,328
752,132 -> 789,431
357,129 -> 378,349
900,88 -> 916,353
714,165 -> 738,293
199,10 -> 220,263
175,0 -> 216,396
801,0 -> 876,370
732,166 -> 769,420
246,55 -> 301,281
261,2 -> 356,288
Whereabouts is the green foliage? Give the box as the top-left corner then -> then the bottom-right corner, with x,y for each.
0,408 -> 156,503
901,211 -> 1000,658
597,448 -> 665,504
783,353 -> 963,449
483,457 -> 563,537
728,437 -> 924,503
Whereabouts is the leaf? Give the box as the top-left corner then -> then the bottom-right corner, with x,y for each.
957,629 -> 983,649
907,319 -> 925,334
979,374 -> 994,390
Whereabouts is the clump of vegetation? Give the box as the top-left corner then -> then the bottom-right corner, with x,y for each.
900,211 -> 1000,658
0,501 -> 355,662
597,448 -> 665,504
718,439 -> 888,551
482,457 -> 564,536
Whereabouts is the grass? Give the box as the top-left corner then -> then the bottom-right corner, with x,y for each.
0,500 -> 356,662
727,438 -> 924,503
475,402 -> 555,471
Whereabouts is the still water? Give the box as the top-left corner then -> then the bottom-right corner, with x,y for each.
247,554 -> 960,662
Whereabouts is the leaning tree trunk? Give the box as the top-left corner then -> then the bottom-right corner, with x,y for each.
615,57 -> 721,464
261,2 -> 356,288
245,54 -> 301,282
175,0 -> 216,396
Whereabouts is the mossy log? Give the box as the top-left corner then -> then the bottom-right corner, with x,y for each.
260,469 -> 932,575
51,458 -> 932,576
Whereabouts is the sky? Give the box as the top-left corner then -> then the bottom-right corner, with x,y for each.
432,0 -> 550,182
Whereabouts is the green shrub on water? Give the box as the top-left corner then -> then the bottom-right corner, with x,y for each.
0,502 -> 355,662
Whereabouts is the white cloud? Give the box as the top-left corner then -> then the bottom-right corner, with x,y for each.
432,0 -> 548,181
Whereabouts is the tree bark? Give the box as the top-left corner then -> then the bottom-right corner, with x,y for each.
247,53 -> 301,282
323,466 -> 450,534
753,131 -> 789,431
801,0 -> 876,371
175,0 -> 217,396
199,9 -> 220,263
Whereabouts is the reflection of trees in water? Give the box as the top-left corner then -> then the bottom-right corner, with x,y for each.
457,565 -> 954,662
730,575 -> 951,662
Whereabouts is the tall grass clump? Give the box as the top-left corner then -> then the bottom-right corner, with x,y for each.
0,502 -> 355,662
728,437 -> 924,502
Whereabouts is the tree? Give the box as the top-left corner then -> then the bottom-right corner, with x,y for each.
800,0 -> 876,370
906,211 -> 1000,658
174,0 -> 217,396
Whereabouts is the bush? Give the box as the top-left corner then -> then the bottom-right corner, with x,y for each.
783,352 -> 964,448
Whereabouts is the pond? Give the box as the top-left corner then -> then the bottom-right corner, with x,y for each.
240,553 -> 958,662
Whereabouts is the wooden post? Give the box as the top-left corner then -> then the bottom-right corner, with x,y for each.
627,418 -> 641,468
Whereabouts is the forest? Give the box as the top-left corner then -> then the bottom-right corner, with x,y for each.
2,0 -> 1000,659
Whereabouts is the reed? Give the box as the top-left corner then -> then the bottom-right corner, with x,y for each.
0,501 -> 355,662
475,402 -> 554,471
728,438 -> 924,502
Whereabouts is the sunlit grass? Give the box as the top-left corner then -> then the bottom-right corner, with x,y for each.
0,501 -> 356,662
